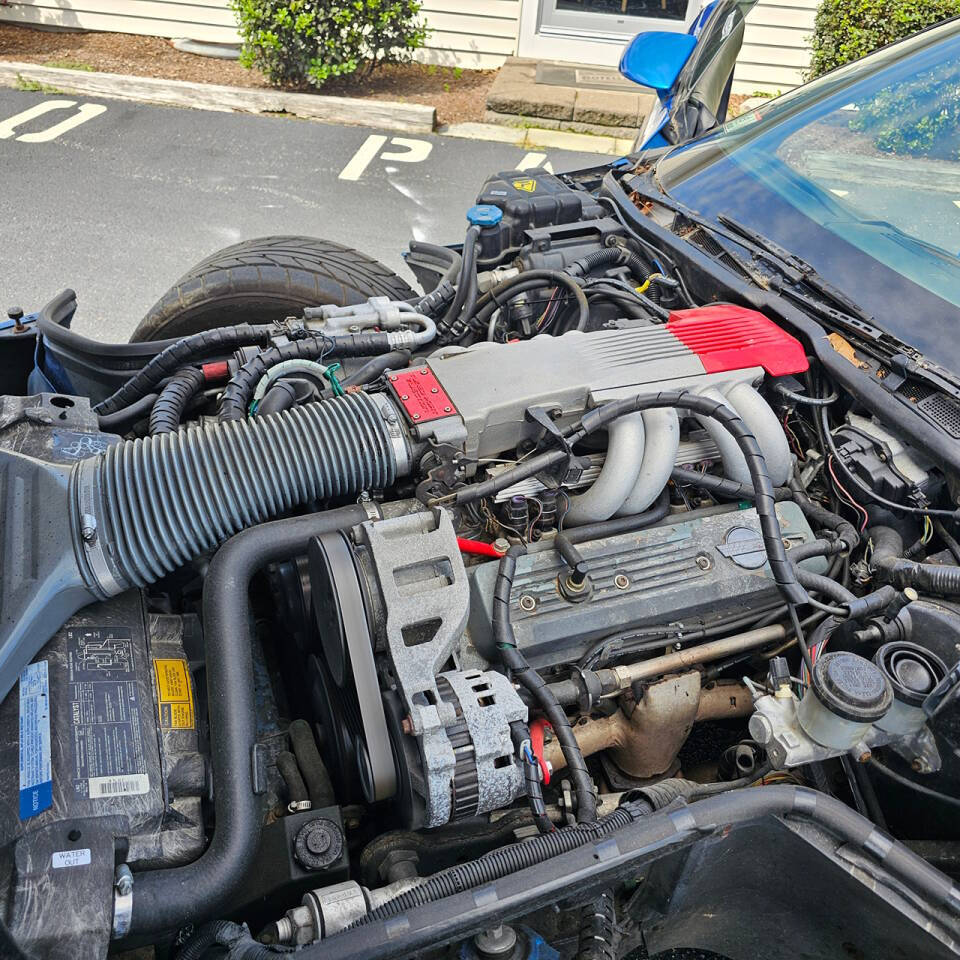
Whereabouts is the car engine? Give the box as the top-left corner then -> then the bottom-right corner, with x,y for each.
1,167 -> 959,960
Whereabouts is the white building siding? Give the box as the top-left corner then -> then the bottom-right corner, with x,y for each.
734,0 -> 817,93
0,0 -> 239,44
0,0 -> 815,91
415,0 -> 522,69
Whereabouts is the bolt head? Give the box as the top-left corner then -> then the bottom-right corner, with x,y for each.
443,406 -> 451,413
431,387 -> 439,394
413,413 -> 421,420
400,394 -> 409,401
614,574 -> 629,589
419,368 -> 429,375
80,514 -> 98,543
518,594 -> 536,612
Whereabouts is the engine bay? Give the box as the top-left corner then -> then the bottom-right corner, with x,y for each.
1,166 -> 959,959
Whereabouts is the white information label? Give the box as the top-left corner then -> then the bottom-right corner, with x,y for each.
52,848 -> 91,869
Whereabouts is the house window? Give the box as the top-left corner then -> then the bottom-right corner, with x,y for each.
541,0 -> 690,35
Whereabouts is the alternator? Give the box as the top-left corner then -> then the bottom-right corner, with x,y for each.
308,507 -> 527,828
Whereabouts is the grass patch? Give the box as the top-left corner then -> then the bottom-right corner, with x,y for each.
44,58 -> 95,71
15,74 -> 64,94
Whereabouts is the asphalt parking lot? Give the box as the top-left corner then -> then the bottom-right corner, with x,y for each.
0,88 -> 612,342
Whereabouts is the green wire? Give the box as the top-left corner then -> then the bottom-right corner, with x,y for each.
324,362 -> 345,397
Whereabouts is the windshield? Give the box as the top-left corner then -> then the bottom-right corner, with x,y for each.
656,21 -> 960,366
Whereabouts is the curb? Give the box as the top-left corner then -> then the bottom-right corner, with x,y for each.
0,60 -> 630,154
0,60 -> 436,134
441,122 -> 632,157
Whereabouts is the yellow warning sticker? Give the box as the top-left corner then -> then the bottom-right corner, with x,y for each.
154,659 -> 195,730
512,178 -> 537,192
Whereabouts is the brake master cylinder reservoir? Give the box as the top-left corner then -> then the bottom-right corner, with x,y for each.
797,652 -> 893,750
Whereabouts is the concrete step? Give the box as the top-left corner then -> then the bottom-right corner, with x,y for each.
486,56 -> 654,139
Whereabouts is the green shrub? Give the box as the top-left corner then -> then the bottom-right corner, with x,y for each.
232,0 -> 428,88
808,0 -> 960,78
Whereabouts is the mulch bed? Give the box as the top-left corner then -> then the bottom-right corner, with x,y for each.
0,22 -> 496,124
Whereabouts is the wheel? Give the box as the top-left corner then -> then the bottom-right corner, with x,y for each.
130,235 -> 417,341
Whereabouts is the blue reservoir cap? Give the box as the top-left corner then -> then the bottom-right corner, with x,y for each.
466,204 -> 503,227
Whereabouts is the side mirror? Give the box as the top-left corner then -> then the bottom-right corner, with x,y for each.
619,31 -> 698,93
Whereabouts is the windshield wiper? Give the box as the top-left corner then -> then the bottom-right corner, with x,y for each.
717,214 -> 875,324
626,180 -> 878,325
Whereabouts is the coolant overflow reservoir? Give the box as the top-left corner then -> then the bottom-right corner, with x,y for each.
798,652 -> 893,750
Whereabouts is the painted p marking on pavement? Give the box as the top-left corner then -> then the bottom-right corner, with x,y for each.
339,134 -> 434,181
0,100 -> 107,143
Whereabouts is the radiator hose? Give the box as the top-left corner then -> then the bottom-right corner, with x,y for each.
128,504 -> 375,938
870,525 -> 960,595
0,392 -> 405,699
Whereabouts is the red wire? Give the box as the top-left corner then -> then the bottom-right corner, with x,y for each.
456,537 -> 506,558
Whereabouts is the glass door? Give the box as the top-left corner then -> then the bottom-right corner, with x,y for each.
540,0 -> 692,36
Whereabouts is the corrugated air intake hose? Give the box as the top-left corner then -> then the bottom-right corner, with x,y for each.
79,391 -> 402,590
0,389 -> 407,704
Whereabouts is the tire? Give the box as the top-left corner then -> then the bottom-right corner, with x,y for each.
130,235 -> 417,342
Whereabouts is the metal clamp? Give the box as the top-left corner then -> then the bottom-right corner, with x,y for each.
112,864 -> 133,940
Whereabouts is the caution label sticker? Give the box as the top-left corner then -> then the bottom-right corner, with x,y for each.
512,178 -> 537,192
154,659 -> 195,730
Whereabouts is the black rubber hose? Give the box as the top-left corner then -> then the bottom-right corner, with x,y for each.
671,466 -> 792,502
571,391 -> 806,606
784,538 -> 846,563
97,391 -> 160,432
341,350 -> 411,388
83,392 -> 398,590
586,289 -> 651,321
94,323 -> 274,416
437,226 -> 480,338
471,269 -> 590,334
356,800 -> 653,926
277,751 -> 309,806
559,488 -> 671,545
219,333 -> 394,421
569,247 -> 650,282
128,504 -> 373,938
149,366 -> 206,435
792,566 -> 856,606
935,520 -> 960,564
788,478 -> 860,550
289,718 -> 336,808
493,547 -> 597,824
408,240 -> 462,287
870,525 -> 960,595
576,889 -> 617,960
773,381 -> 838,406
258,379 -> 302,416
